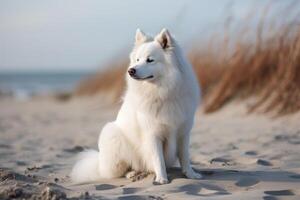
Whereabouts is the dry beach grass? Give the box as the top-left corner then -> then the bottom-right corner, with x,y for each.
76,3 -> 300,116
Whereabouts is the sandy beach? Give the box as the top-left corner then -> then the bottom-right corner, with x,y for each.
0,95 -> 299,199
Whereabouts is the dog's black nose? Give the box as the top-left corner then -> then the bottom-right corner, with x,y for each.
128,68 -> 136,76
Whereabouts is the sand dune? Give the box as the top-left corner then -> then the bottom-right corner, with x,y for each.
0,96 -> 300,199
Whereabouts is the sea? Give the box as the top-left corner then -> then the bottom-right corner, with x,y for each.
0,71 -> 93,99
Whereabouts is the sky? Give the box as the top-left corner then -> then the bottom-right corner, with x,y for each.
0,0 -> 292,72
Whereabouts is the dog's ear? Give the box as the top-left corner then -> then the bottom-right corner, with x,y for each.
135,29 -> 149,45
155,28 -> 173,49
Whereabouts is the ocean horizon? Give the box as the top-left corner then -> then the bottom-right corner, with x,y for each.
0,70 -> 94,99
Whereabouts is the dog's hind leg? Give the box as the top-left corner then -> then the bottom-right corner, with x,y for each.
97,122 -> 130,178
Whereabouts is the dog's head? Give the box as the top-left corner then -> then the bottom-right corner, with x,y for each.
127,28 -> 175,82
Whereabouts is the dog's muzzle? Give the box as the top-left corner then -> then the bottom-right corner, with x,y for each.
128,68 -> 136,76
128,68 -> 153,80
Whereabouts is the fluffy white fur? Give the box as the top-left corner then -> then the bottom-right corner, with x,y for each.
71,28 -> 202,184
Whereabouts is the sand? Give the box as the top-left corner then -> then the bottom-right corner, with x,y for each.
0,95 -> 300,199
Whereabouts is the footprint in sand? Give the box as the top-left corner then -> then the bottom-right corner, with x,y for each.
63,146 -> 84,153
200,170 -> 215,176
118,195 -> 163,200
263,196 -> 278,200
256,159 -> 272,166
244,150 -> 258,156
95,184 -> 118,190
290,174 -> 300,179
235,177 -> 260,187
264,189 -> 295,196
0,144 -> 11,149
274,134 -> 300,145
122,187 -> 143,195
16,161 -> 27,166
179,183 -> 229,196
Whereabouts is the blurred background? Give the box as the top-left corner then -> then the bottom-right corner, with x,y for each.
1,0 -> 299,115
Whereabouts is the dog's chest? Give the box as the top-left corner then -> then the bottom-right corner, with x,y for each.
137,95 -> 187,128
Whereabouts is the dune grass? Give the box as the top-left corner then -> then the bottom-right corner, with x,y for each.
75,60 -> 128,100
75,3 -> 300,115
194,2 -> 300,115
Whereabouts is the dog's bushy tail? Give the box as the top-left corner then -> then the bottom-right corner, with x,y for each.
70,149 -> 100,183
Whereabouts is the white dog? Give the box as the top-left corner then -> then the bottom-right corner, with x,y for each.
71,28 -> 202,184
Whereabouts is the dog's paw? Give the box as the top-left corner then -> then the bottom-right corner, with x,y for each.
126,171 -> 149,182
184,169 -> 203,179
125,170 -> 138,179
153,176 -> 169,185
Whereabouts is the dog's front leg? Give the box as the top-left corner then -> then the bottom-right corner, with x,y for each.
148,136 -> 168,184
178,133 -> 203,179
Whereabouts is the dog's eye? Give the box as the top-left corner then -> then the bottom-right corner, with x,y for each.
136,58 -> 139,62
146,58 -> 154,63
